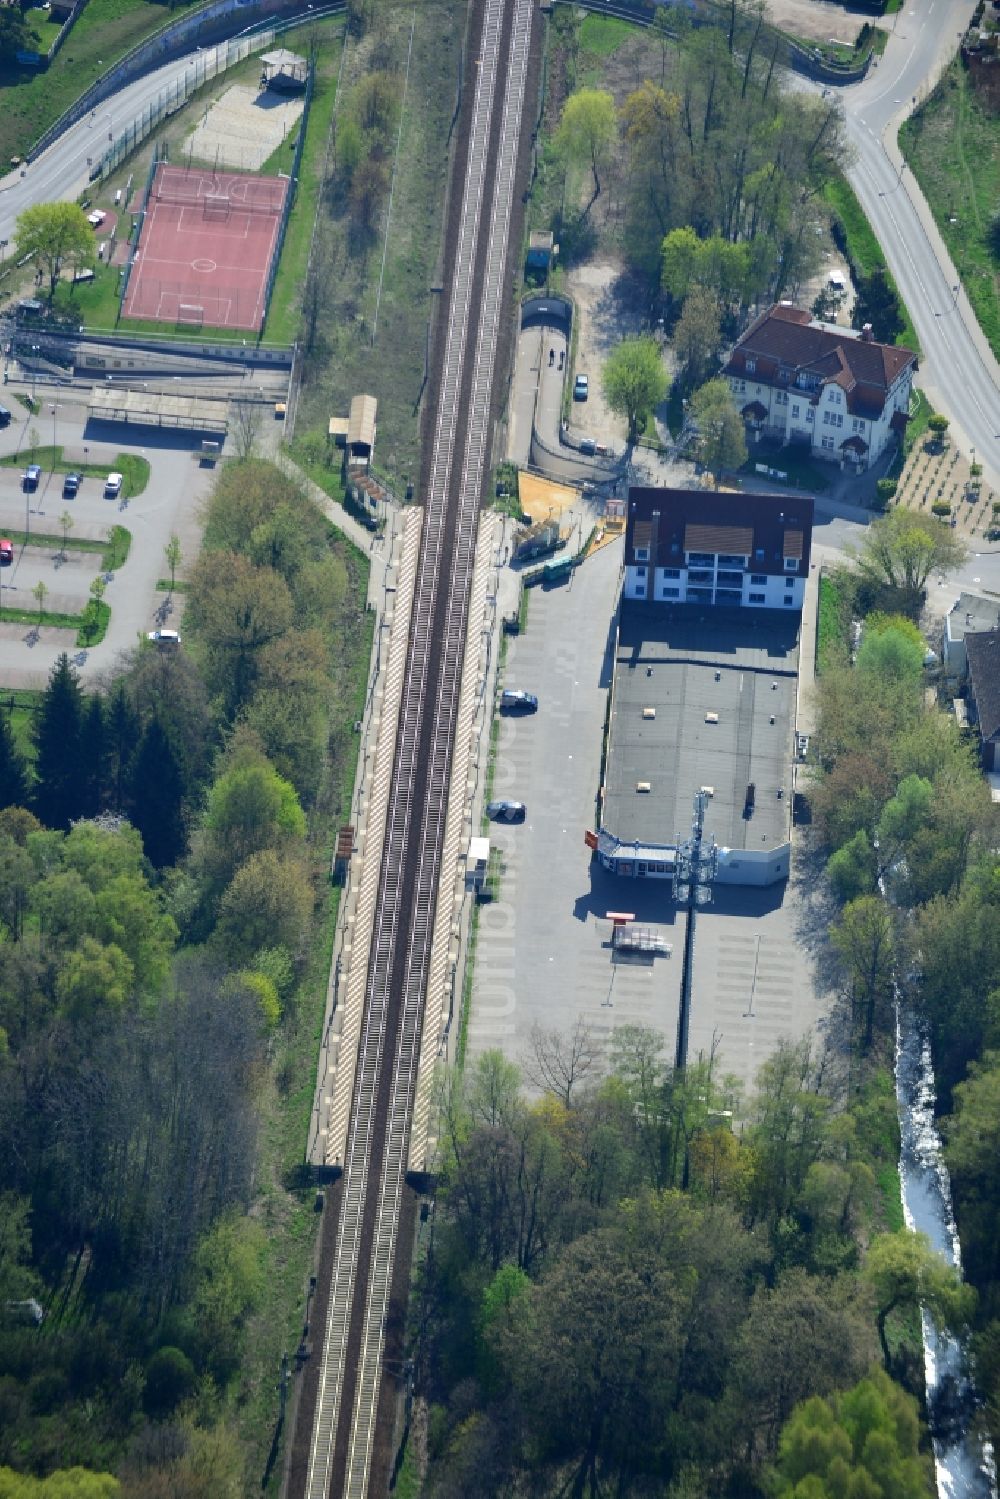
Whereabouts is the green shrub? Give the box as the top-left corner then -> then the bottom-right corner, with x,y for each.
144,1345 -> 195,1416
931,501 -> 951,516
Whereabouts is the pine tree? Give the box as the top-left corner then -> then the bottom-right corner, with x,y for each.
33,653 -> 83,830
128,718 -> 187,867
0,711 -> 29,812
105,680 -> 140,816
78,694 -> 106,818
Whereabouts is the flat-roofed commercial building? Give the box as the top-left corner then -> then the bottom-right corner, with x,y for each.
599,488 -> 812,889
624,486 -> 813,613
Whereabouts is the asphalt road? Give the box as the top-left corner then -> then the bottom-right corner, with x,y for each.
839,0 -> 1000,489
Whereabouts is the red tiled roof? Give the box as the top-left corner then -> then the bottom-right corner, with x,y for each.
724,304 -> 917,420
626,487 -> 813,580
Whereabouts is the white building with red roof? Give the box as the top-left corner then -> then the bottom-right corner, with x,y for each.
723,303 -> 917,473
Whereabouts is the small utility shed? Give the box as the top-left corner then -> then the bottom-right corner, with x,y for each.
347,393 -> 377,466
259,48 -> 307,91
964,629 -> 1000,768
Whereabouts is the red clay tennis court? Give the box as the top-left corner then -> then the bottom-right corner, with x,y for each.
123,163 -> 289,332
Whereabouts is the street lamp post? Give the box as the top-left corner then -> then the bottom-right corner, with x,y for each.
671,791 -> 719,1071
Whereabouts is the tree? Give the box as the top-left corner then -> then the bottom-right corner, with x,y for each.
164,532 -> 182,592
78,692 -> 105,818
14,202 -> 95,301
186,551 -> 294,712
848,507 -> 966,603
601,335 -> 669,444
128,718 -> 187,867
927,412 -> 950,445
58,510 -> 74,557
734,1268 -> 878,1455
523,1017 -> 599,1106
826,829 -> 876,902
944,1052 -> 1000,1289
770,1368 -> 933,1498
215,849 -> 313,962
31,579 -> 47,627
689,377 -> 747,481
230,400 -> 261,461
33,653 -> 84,829
661,226 -> 702,303
0,6 -> 30,63
851,267 -> 904,344
864,1230 -> 974,1374
555,88 -> 617,211
105,680 -> 140,815
0,713 -> 29,814
831,895 -> 895,1050
673,285 -> 722,384
55,935 -> 135,1017
199,757 -> 306,891
349,153 -> 389,235
143,1347 -> 195,1418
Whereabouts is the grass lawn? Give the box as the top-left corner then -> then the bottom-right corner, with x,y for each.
264,21 -> 344,346
899,60 -> 1000,362
0,446 -> 149,499
293,0 -> 465,494
742,445 -> 830,494
0,598 -> 110,646
0,0 -> 199,163
52,263 -> 122,328
0,687 -> 42,763
578,13 -> 635,57
1,524 -> 131,572
822,173 -> 920,353
817,572 -> 851,673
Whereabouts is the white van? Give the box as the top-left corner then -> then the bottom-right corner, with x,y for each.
104,471 -> 123,498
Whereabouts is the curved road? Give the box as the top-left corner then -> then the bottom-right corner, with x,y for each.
839,0 -> 1000,489
0,16 -> 316,243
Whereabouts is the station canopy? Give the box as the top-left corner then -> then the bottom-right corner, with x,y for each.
87,386 -> 230,433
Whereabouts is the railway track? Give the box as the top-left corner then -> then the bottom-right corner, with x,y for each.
293,0 -> 537,1495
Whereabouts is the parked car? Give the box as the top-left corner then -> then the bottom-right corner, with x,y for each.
0,539 -> 13,565
486,799 -> 526,822
0,404 -> 11,428
147,629 -> 181,646
500,689 -> 538,713
63,472 -> 80,498
104,471 -> 123,499
573,374 -> 589,401
23,464 -> 41,490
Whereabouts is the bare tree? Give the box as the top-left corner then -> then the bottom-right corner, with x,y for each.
523,1018 -> 601,1106
230,399 -> 262,460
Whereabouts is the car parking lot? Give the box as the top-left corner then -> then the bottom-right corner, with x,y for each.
468,539 -> 686,1071
0,393 -> 210,686
467,540 -> 831,1096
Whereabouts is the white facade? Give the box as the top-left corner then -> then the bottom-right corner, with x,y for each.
624,548 -> 805,611
728,360 -> 913,472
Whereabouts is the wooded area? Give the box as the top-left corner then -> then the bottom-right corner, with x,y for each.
811,522 -> 1000,1462
0,460 -> 371,1494
416,1038 -> 940,1497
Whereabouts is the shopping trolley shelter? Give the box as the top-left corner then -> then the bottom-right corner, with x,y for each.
122,164 -> 289,333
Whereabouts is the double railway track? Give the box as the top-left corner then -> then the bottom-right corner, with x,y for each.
290,0 -> 537,1494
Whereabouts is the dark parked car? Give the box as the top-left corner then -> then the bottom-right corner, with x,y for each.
23,464 -> 41,490
63,472 -> 81,498
486,799 -> 526,822
0,404 -> 11,428
500,689 -> 538,713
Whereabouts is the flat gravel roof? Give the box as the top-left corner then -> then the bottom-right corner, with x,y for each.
603,603 -> 799,855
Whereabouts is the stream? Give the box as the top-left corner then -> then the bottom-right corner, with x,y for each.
895,1005 -> 998,1498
